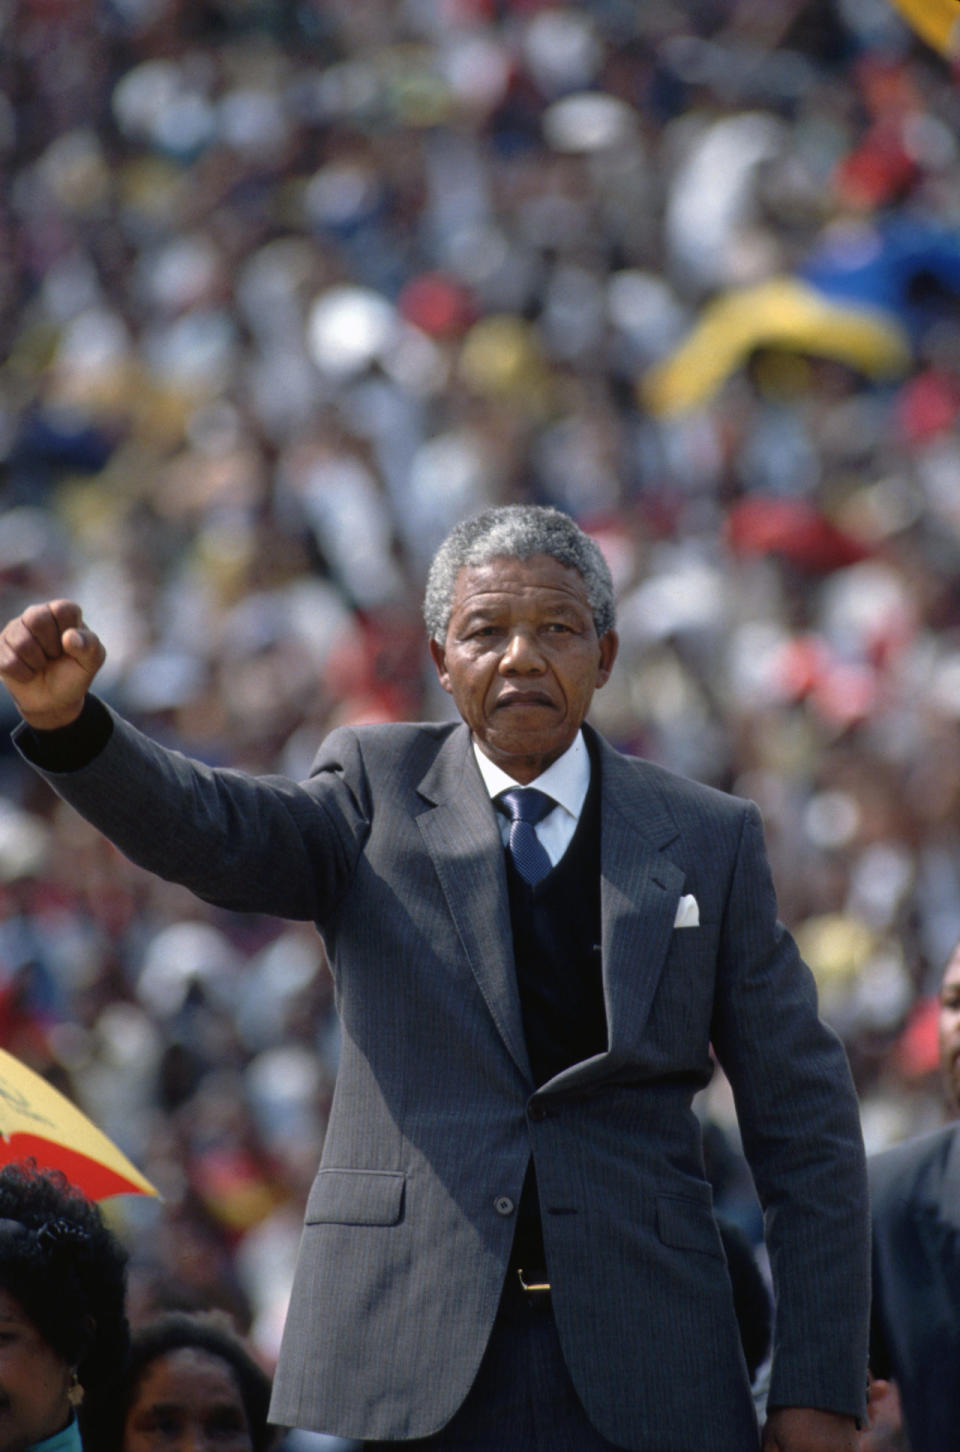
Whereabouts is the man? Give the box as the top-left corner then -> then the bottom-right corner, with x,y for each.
867,939 -> 960,1451
937,935 -> 960,1118
0,505 -> 868,1451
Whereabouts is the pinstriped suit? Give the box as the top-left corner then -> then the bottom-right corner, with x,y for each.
17,705 -> 870,1450
869,1124 -> 960,1451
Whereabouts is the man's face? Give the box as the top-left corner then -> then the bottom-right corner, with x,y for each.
939,946 -> 960,1117
429,553 -> 618,784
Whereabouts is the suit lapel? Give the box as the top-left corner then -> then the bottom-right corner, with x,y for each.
539,730 -> 686,1095
914,1129 -> 960,1303
415,724 -> 687,1093
416,728 -> 532,1082
597,737 -> 685,1059
937,1126 -> 960,1236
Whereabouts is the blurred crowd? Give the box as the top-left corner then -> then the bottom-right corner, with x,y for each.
2,0 -> 960,1386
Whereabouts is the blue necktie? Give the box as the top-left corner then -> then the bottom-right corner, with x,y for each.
497,788 -> 554,886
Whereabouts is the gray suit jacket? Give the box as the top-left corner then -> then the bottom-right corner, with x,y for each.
19,709 -> 870,1450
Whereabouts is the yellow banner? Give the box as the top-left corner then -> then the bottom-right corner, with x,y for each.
889,0 -> 960,55
0,1049 -> 157,1198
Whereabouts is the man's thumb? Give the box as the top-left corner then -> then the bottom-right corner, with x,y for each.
62,626 -> 101,666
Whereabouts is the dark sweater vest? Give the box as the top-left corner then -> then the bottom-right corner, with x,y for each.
505,763 -> 605,1280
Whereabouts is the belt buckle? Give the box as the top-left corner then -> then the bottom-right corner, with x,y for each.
516,1267 -> 551,1302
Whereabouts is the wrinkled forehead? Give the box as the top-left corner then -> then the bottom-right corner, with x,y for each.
452,554 -> 591,607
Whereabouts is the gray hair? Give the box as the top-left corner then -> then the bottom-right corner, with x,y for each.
423,504 -> 616,643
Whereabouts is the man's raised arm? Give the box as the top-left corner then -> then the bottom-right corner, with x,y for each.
0,600 -> 106,731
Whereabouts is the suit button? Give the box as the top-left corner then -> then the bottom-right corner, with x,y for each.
529,1104 -> 549,1122
494,1196 -> 515,1216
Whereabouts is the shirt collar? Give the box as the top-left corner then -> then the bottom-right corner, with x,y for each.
471,730 -> 590,820
30,1417 -> 82,1452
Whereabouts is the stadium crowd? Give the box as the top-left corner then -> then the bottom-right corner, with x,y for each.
1,0 -> 960,1428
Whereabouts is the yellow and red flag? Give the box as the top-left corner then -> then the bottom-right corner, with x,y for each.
0,1049 -> 157,1200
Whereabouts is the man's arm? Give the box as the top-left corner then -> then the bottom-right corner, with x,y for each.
1,599 -> 367,922
709,804 -> 870,1447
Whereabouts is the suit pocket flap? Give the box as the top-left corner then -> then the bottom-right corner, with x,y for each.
306,1169 -> 405,1226
656,1190 -> 722,1258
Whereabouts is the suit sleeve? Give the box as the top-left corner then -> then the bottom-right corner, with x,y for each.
867,1166 -> 894,1383
709,802 -> 870,1421
13,700 -> 370,922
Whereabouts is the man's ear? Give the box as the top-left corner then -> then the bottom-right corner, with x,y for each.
428,637 -> 452,693
596,629 -> 619,688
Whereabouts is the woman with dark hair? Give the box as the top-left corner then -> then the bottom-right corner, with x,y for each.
118,1311 -> 278,1452
0,1159 -> 129,1452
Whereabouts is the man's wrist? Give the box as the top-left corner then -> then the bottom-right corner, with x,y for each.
14,695 -> 114,771
762,1405 -> 859,1451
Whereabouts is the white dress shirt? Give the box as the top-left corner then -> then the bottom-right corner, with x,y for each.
471,731 -> 591,868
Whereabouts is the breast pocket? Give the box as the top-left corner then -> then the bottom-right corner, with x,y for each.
305,1168 -> 406,1226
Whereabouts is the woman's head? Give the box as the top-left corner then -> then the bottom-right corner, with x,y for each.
120,1312 -> 276,1452
0,1280 -> 82,1452
0,1161 -> 129,1449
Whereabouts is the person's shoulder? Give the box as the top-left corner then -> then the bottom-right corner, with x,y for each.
316,719 -> 463,777
593,729 -> 752,825
335,718 -> 461,750
868,1121 -> 958,1205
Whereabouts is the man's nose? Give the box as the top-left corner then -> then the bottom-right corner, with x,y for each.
499,629 -> 545,672
172,1432 -> 207,1452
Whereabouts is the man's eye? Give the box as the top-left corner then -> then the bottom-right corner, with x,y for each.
207,1414 -> 248,1439
141,1414 -> 180,1439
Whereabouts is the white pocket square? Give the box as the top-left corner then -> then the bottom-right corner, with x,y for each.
673,894 -> 700,928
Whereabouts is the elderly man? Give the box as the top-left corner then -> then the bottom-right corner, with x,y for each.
867,939 -> 960,1452
0,505 -> 868,1452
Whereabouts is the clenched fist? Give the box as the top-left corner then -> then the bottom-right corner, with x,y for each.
0,600 -> 106,730
763,1407 -> 861,1452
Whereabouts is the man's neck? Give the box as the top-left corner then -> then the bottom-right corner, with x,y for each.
472,731 -> 590,820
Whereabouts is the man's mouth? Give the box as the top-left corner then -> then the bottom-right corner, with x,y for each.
495,691 -> 556,710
